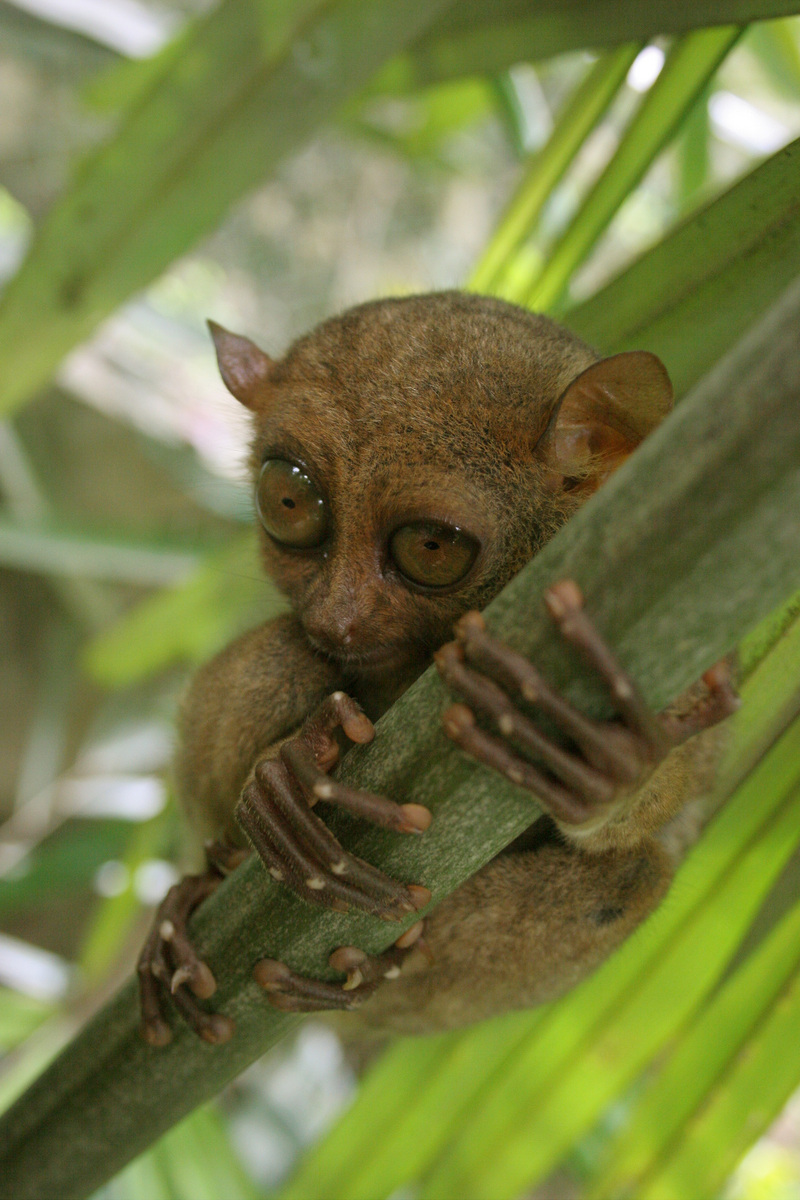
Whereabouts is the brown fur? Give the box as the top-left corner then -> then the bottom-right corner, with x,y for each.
174,291 -> 725,1035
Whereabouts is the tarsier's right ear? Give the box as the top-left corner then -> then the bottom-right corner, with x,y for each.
207,320 -> 274,411
540,350 -> 673,496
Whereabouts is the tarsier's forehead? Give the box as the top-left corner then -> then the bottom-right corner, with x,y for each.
260,371 -> 550,485
278,291 -> 597,421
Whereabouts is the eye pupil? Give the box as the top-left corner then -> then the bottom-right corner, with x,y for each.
281,497 -> 295,509
424,540 -> 439,551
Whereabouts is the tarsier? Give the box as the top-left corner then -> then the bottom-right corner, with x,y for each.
138,292 -> 738,1045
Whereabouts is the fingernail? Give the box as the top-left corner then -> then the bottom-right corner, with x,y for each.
407,884 -> 432,911
396,920 -> 424,949
398,803 -> 432,833
170,966 -> 193,994
544,578 -> 583,616
191,962 -> 217,1000
342,969 -> 364,991
329,946 -> 367,972
253,959 -> 291,990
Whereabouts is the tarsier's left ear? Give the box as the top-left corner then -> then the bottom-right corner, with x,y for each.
541,350 -> 673,494
207,320 -> 274,411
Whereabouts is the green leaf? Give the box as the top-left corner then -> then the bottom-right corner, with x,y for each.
383,2 -> 800,90
0,517 -> 213,586
0,990 -> 53,1053
0,823 -> 137,919
587,897 -> 800,1199
154,1105 -> 259,1200
723,608 -> 800,791
567,134 -> 800,396
78,813 -> 173,987
468,44 -> 641,295
746,16 -> 800,98
676,85 -> 711,209
112,1105 -> 259,1200
521,26 -> 743,311
279,1012 -> 545,1200
421,738 -> 800,1200
638,969 -> 800,1200
2,2 -> 795,420
0,0 -> 456,417
348,76 -> 497,163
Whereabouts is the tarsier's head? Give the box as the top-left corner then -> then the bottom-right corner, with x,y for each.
210,292 -> 672,683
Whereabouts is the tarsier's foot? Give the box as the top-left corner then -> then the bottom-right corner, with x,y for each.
137,839 -> 248,1046
254,920 -> 427,1013
435,579 -> 739,827
236,691 -> 432,919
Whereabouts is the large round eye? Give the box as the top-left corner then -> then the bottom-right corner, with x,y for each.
256,459 -> 328,548
390,521 -> 479,588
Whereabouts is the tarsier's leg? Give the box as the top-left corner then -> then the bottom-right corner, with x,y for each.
435,579 -> 739,829
358,833 -> 674,1035
138,840 -> 248,1046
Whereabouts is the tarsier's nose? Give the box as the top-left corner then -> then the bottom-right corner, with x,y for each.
334,618 -> 359,648
305,608 -> 364,655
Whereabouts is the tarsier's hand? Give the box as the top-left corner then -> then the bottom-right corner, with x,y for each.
238,692 -> 430,917
139,694 -> 431,1044
435,579 -> 739,829
241,692 -> 431,1013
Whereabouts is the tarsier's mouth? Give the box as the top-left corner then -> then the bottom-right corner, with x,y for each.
305,635 -> 415,672
332,644 -> 408,669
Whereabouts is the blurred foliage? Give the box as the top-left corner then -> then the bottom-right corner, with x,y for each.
1,1 -> 800,1198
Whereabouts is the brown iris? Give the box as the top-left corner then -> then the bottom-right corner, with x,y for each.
256,459 -> 328,548
390,521 -> 478,588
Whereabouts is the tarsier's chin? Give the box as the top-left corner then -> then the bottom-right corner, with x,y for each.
138,292 -> 737,1047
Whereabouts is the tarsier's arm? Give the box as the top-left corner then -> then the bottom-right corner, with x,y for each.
173,614 -> 340,848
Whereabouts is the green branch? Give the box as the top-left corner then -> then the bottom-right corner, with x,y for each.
0,517 -> 214,585
3,279 -> 800,1200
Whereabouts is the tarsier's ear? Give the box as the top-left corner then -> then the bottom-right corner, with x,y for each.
541,351 -> 673,494
207,320 -> 274,411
